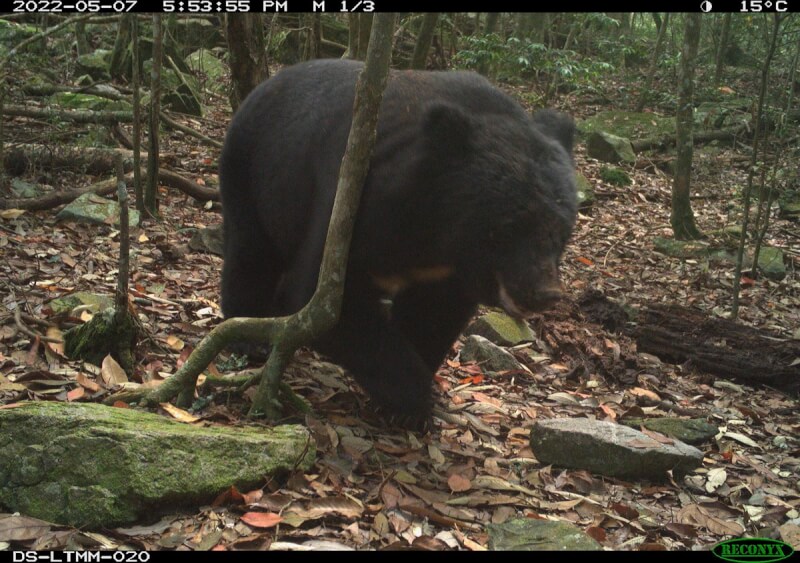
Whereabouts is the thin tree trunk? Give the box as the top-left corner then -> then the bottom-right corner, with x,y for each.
109,15 -> 131,80
671,13 -> 703,240
636,13 -> 670,113
75,18 -> 89,56
345,13 -> 358,59
410,13 -> 439,70
226,14 -> 269,111
731,15 -> 783,318
145,14 -> 162,216
355,13 -> 373,60
131,14 -> 143,215
714,13 -> 732,87
304,13 -> 321,60
477,13 -> 500,76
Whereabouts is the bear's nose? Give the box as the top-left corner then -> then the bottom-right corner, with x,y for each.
498,282 -> 562,319
527,288 -> 562,312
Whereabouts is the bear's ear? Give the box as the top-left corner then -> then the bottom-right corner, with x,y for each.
422,103 -> 473,152
532,109 -> 575,155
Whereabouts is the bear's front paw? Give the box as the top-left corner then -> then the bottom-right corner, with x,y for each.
370,399 -> 433,433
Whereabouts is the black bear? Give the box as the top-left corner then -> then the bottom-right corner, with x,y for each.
220,59 -> 577,428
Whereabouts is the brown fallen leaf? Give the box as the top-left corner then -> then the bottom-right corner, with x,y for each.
76,372 -> 101,392
294,496 -> 364,520
677,504 -> 744,536
67,386 -> 85,402
641,428 -> 675,445
448,473 -> 472,493
0,514 -> 52,541
212,486 -> 244,507
101,355 -> 128,386
663,522 -> 697,540
160,402 -> 201,423
165,335 -> 185,351
627,438 -> 660,449
629,387 -> 660,401
45,327 -> 65,357
611,502 -> 639,520
240,512 -> 282,529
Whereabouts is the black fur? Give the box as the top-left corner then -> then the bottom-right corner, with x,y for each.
220,60 -> 577,428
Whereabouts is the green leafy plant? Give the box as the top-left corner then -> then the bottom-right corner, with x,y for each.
454,35 -> 614,91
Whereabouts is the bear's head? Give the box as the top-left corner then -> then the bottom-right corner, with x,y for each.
421,105 -> 578,318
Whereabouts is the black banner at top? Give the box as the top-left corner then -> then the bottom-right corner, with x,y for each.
6,0 -> 798,12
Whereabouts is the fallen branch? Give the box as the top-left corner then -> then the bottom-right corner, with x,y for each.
632,303 -> 799,392
5,104 -> 133,124
22,82 -> 126,101
159,111 -> 222,148
20,82 -> 223,149
631,124 -> 750,152
0,167 -> 217,210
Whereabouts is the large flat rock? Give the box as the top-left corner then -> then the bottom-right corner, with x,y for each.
530,418 -> 703,481
0,402 -> 315,528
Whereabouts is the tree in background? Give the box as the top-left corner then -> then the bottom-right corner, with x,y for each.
410,13 -> 439,70
671,13 -> 703,240
226,14 -> 269,111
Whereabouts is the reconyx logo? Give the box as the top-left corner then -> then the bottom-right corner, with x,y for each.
712,538 -> 794,563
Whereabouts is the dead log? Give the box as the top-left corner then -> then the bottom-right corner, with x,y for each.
4,104 -> 134,124
0,168 -> 217,211
4,145 -> 136,176
631,124 -> 750,152
631,303 -> 799,392
572,291 -> 798,393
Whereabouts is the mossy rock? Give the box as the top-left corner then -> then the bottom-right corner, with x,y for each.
0,402 -> 315,528
488,519 -> 601,551
185,49 -> 227,94
599,166 -> 631,187
56,192 -> 140,227
76,49 -> 112,81
586,131 -> 636,164
579,110 -> 674,140
48,92 -> 131,113
465,311 -> 535,346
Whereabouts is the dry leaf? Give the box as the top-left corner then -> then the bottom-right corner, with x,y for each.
0,209 -> 26,220
0,515 -> 52,541
76,373 -> 101,392
428,444 -> 446,465
547,392 -> 579,405
166,335 -> 185,351
291,497 -> 364,520
705,468 -> 727,493
45,327 -> 65,357
212,486 -> 244,507
723,431 -> 760,449
160,402 -> 201,423
240,512 -> 281,529
677,504 -> 744,535
447,474 -> 472,493
101,355 -> 128,386
629,387 -> 660,401
627,438 -> 660,449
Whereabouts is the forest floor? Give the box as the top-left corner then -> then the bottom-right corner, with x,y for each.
0,65 -> 799,551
